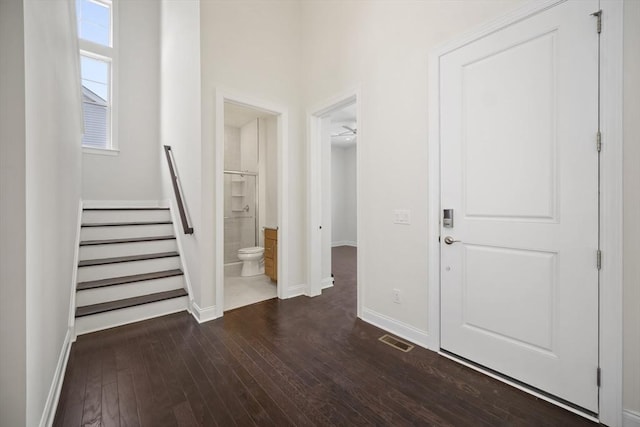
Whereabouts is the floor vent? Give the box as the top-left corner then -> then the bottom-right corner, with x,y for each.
379,334 -> 414,353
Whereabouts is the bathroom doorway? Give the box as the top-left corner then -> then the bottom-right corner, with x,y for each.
218,98 -> 283,312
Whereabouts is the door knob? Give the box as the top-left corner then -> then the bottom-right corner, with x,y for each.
444,236 -> 460,245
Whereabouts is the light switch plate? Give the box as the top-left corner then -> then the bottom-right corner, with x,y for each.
393,209 -> 411,225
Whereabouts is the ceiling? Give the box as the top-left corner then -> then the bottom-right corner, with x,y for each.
330,103 -> 357,148
224,102 -> 274,128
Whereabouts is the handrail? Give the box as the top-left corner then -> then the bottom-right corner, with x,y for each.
163,145 -> 194,235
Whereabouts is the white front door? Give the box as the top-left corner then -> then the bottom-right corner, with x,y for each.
439,0 -> 600,412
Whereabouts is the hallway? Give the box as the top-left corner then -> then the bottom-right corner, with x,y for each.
54,246 -> 592,426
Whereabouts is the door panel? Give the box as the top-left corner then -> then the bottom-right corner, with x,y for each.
440,0 -> 599,412
464,32 -> 557,221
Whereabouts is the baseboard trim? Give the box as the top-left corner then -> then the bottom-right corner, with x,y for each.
191,302 -> 219,323
624,410 -> 640,427
40,328 -> 73,427
331,240 -> 357,247
287,284 -> 307,298
67,200 -> 83,332
82,199 -> 168,208
360,307 -> 430,349
321,276 -> 334,289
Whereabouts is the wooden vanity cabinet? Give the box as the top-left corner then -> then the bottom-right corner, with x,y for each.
264,228 -> 277,282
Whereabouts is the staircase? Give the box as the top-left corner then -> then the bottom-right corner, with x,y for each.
74,205 -> 190,335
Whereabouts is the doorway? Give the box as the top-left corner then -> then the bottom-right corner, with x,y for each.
328,103 -> 358,290
214,91 -> 289,317
308,92 -> 360,313
222,102 -> 278,311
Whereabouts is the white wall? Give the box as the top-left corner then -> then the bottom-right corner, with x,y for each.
161,0 -> 639,415
300,0 -> 640,417
160,0 -> 204,307
301,0 -> 525,335
331,145 -> 357,246
24,1 -> 82,425
83,0 -> 162,201
263,116 -> 278,228
623,0 -> 640,416
0,1 -> 27,425
200,0 -> 304,301
224,125 -> 241,170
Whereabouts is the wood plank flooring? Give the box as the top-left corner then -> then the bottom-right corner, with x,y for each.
54,246 -> 596,426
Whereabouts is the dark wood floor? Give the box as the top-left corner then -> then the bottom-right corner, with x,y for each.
54,246 -> 595,426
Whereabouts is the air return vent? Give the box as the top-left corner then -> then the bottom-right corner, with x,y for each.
378,334 -> 414,353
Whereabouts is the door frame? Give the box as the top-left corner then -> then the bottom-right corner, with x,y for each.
427,0 -> 623,424
307,89 -> 362,315
214,88 -> 290,316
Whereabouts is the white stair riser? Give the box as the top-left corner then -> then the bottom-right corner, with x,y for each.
80,224 -> 175,241
82,209 -> 171,223
77,257 -> 181,282
75,296 -> 189,335
76,275 -> 185,306
79,239 -> 178,261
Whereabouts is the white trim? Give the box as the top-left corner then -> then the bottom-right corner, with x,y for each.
439,352 -> 599,423
81,199 -> 168,208
331,240 -> 357,247
77,0 -> 119,152
82,146 -> 119,156
286,284 -> 308,298
67,200 -> 83,340
191,302 -> 219,324
39,328 -> 72,427
68,0 -> 84,134
598,1 -> 624,425
307,88 -> 362,317
167,198 -> 195,309
427,0 -> 624,423
624,410 -> 640,427
321,276 -> 334,289
214,88 -> 290,319
361,308 -> 430,349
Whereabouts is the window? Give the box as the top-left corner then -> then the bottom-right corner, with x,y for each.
76,0 -> 117,152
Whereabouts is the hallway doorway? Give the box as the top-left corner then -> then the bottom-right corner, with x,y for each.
308,92 -> 360,314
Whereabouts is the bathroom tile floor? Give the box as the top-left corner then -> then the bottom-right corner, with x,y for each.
224,263 -> 277,311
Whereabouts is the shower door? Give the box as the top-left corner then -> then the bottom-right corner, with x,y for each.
224,172 -> 258,264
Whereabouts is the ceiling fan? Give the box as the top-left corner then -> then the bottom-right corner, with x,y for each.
331,125 -> 357,138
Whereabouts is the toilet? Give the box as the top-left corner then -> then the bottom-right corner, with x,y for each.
237,246 -> 264,276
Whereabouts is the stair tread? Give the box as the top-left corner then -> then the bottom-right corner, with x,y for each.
79,251 -> 179,267
82,221 -> 173,227
80,235 -> 176,246
83,207 -> 169,211
75,288 -> 188,317
77,269 -> 184,291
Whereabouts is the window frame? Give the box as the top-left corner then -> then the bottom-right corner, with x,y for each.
77,0 -> 119,155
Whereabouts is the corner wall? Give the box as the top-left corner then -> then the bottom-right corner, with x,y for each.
160,0 -> 204,307
199,0 -> 305,303
300,0 -> 525,339
83,0 -> 162,201
23,0 -> 83,424
0,0 -> 27,424
331,146 -> 357,246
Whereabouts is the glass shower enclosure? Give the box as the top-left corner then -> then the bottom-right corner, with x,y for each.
223,171 -> 258,264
